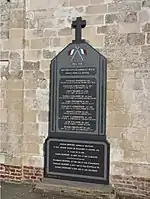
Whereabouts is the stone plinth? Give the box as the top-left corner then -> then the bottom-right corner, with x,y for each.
35,179 -> 115,199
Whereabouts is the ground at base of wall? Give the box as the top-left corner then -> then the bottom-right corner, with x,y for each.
1,181 -> 114,199
1,182 -> 150,199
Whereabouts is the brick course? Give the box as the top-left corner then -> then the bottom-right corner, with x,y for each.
0,163 -> 150,198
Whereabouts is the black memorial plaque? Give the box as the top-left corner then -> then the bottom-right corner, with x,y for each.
58,77 -> 96,132
45,139 -> 109,184
44,17 -> 110,185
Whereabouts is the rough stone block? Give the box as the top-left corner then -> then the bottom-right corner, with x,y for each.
141,46 -> 150,57
84,15 -> 104,25
28,0 -> 50,10
22,143 -> 39,154
9,29 -> 24,38
25,29 -> 43,39
0,51 -> 9,60
107,80 -> 117,91
24,50 -> 42,61
139,9 -> 150,23
127,33 -> 145,45
105,14 -> 118,24
119,23 -> 140,33
97,25 -> 118,34
50,36 -> 73,47
142,0 -> 150,7
37,111 -> 48,122
38,18 -> 53,29
147,33 -> 150,44
23,61 -> 40,70
86,4 -> 107,14
7,80 -> 23,90
7,90 -> 23,100
44,29 -> 57,37
3,39 -> 23,50
10,9 -> 24,28
58,27 -> 72,36
9,52 -> 21,61
108,3 -> 118,13
70,0 -> 89,6
0,108 -> 8,125
24,79 -> 38,89
40,60 -> 50,70
23,109 -> 37,123
0,31 -> 9,39
43,50 -> 56,59
105,34 -> 127,48
90,0 -> 104,4
88,35 -> 104,47
134,79 -> 143,90
23,122 -> 38,135
143,23 -> 150,32
44,70 -> 50,80
33,9 -> 51,20
108,111 -> 130,127
124,12 -> 137,23
25,90 -> 36,98
31,38 -> 49,49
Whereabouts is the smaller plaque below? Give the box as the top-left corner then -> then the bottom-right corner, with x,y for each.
44,138 -> 110,184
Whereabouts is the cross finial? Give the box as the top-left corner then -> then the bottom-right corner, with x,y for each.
71,17 -> 86,44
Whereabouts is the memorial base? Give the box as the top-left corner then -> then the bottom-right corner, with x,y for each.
35,178 -> 115,199
44,137 -> 110,184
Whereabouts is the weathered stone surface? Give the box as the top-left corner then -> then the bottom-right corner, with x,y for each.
147,33 -> 150,44
0,31 -> 9,39
139,9 -> 150,23
3,39 -> 23,50
141,46 -> 150,58
40,60 -> 50,70
105,34 -> 127,48
143,23 -> 150,32
90,0 -> 104,4
70,0 -> 89,6
44,29 -> 57,37
142,0 -> 150,7
58,27 -> 72,36
108,3 -> 118,13
119,23 -> 140,33
31,38 -> 49,49
25,29 -> 43,39
10,9 -> 24,28
0,51 -> 9,60
38,79 -> 48,89
10,61 -> 21,71
37,111 -> 48,122
124,12 -> 137,23
43,50 -> 56,59
24,50 -> 42,61
23,61 -> 40,70
10,29 -> 24,38
105,14 -> 118,24
86,4 -> 107,14
9,52 -> 21,60
127,33 -> 145,45
134,79 -> 143,90
84,15 -> 104,25
97,25 -> 118,34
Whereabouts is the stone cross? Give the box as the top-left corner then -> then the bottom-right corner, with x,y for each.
72,17 -> 86,43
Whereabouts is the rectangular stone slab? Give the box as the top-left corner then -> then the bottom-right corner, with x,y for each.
44,138 -> 110,184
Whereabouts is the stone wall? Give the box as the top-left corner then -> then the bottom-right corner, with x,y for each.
0,0 -> 150,198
